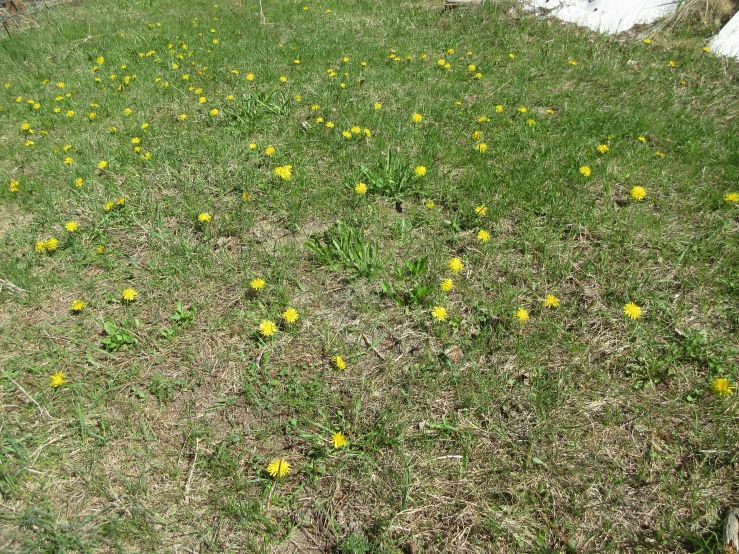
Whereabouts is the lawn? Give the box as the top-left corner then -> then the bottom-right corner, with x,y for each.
1,0 -> 739,552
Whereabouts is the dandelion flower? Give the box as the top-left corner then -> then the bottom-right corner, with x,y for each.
476,143 -> 488,152
597,144 -> 609,154
342,131 -> 352,139
644,38 -> 652,44
104,202 -> 114,211
432,306 -> 448,321
65,221 -> 78,232
425,201 -> 435,208
71,300 -> 86,312
334,355 -> 346,370
242,191 -> 251,202
440,279 -> 454,292
710,378 -> 735,396
98,160 -> 108,169
259,320 -> 277,337
332,432 -> 347,449
723,192 -> 739,203
355,183 -> 367,194
266,457 -> 290,478
630,186 -> 646,201
516,308 -> 529,323
447,257 -> 463,273
282,308 -> 299,324
374,102 -> 381,110
544,294 -> 560,308
264,146 -> 275,156
274,165 -> 292,180
122,288 -> 138,302
412,112 -> 422,123
50,371 -> 66,388
623,302 -> 642,320
35,241 -> 46,253
579,166 -> 592,177
45,238 -> 58,251
668,60 -> 676,67
246,73 -> 254,81
475,205 -> 487,216
64,157 -> 73,165
75,178 -> 84,187
9,179 -> 20,193
414,166 -> 427,177
477,230 -> 490,242
250,278 -> 265,290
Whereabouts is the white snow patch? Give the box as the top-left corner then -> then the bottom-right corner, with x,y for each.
710,10 -> 739,59
526,0 -> 678,34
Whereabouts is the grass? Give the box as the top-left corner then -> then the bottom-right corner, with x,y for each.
1,0 -> 739,552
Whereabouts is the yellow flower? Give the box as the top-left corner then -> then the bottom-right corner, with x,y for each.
711,378 -> 735,396
131,137 -> 141,145
332,431 -> 347,449
476,143 -> 487,152
630,186 -> 646,201
265,146 -> 275,156
199,96 -> 207,103
98,160 -> 108,169
279,76 -> 287,82
50,371 -> 66,388
471,131 -> 481,140
71,300 -> 86,312
351,126 -> 361,134
723,192 -> 739,203
198,212 -> 212,222
355,183 -> 368,194
45,238 -> 58,251
266,457 -> 290,478
703,46 -> 711,53
638,136 -> 647,143
437,58 -> 445,66
75,178 -> 84,187
282,308 -> 299,324
644,38 -> 652,44
516,308 -> 529,323
65,221 -> 79,232
579,166 -> 592,177
432,306 -> 448,321
246,73 -> 254,81
414,166 -> 427,177
325,121 -> 334,128
468,64 -> 476,72
478,116 -> 490,123
509,52 -> 515,59
250,278 -> 265,290
477,230 -> 490,242
475,205 -> 488,217
209,108 -> 219,116
274,165 -> 292,180
518,106 -> 527,113
9,179 -> 20,193
544,294 -> 560,308
623,302 -> 642,320
242,191 -> 251,202
334,355 -> 347,370
124,108 -> 132,116
57,81 -> 65,88
597,144 -> 609,153
412,112 -> 422,123
447,257 -> 463,273
668,60 -> 676,67
363,128 -> 372,137
35,241 -> 46,253
425,201 -> 435,208
97,56 -> 105,64
122,288 -> 138,301
89,112 -> 97,119
569,59 -> 577,66
342,131 -> 352,139
374,102 -> 381,110
104,201 -> 114,211
440,279 -> 453,292
259,320 -> 277,337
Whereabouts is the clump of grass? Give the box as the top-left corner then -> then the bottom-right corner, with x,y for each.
305,221 -> 384,278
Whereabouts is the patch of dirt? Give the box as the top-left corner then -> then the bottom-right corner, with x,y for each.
0,203 -> 29,240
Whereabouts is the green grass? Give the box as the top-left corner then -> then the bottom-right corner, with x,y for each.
1,0 -> 739,552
